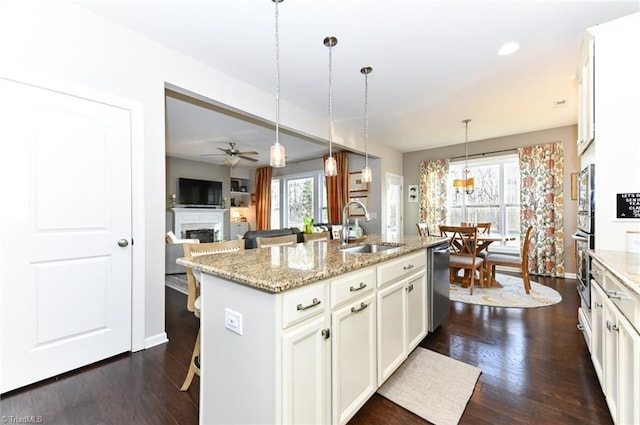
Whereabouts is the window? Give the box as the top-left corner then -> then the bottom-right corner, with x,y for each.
446,154 -> 520,250
271,179 -> 281,230
271,171 -> 327,230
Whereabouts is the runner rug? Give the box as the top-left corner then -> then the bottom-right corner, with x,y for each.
165,273 -> 188,295
377,348 -> 481,425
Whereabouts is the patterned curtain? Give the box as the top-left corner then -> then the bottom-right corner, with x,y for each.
519,142 -> 564,277
324,151 -> 349,223
418,159 -> 449,235
255,166 -> 273,230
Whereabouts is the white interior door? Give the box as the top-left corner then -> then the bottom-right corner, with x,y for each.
384,173 -> 403,241
0,78 -> 132,393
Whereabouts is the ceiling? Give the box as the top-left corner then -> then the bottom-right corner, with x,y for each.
79,0 -> 640,168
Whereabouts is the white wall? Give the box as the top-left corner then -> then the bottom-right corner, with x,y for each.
0,1 -> 402,346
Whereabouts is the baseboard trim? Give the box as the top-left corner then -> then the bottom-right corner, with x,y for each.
144,332 -> 169,350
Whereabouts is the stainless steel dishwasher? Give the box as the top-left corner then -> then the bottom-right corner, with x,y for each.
427,242 -> 450,332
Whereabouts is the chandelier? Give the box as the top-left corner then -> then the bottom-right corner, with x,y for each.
453,119 -> 474,195
269,0 -> 286,168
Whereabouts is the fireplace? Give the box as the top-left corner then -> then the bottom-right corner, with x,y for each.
172,208 -> 228,241
186,228 -> 218,243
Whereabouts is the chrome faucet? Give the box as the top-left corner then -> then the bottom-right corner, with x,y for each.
341,200 -> 372,245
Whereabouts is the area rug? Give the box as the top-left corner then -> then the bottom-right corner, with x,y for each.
165,274 -> 188,295
450,273 -> 562,308
377,347 -> 481,425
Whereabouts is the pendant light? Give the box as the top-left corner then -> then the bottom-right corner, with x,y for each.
269,0 -> 286,168
454,118 -> 475,195
324,36 -> 338,177
360,66 -> 373,183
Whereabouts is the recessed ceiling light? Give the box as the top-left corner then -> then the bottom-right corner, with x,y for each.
498,41 -> 520,56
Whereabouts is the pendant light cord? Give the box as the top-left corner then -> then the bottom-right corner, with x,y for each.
274,0 -> 280,146
328,40 -> 333,157
364,70 -> 369,167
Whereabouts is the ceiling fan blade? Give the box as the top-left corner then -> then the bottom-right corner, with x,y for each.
238,155 -> 259,162
237,151 -> 259,155
217,147 -> 230,153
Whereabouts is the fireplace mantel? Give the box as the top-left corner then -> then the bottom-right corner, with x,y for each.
172,208 -> 229,241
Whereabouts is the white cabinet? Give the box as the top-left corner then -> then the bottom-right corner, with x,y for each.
377,279 -> 407,383
327,267 -> 377,425
282,314 -> 331,425
331,292 -> 377,425
588,255 -> 640,425
376,252 -> 427,385
603,298 -> 640,425
230,222 -> 249,240
580,13 -> 640,250
591,279 -> 605,386
406,270 -> 427,352
576,34 -> 595,155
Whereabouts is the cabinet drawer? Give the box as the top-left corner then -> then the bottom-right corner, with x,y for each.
330,268 -> 376,309
281,282 -> 326,329
604,272 -> 639,332
377,251 -> 426,288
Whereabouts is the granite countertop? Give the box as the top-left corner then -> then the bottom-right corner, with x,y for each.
177,234 -> 448,293
589,249 -> 640,296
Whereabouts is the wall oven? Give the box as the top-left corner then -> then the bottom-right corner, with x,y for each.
573,164 -> 595,308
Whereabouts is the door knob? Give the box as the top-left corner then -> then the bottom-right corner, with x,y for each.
117,239 -> 129,247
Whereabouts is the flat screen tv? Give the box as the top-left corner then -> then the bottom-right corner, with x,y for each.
178,178 -> 223,207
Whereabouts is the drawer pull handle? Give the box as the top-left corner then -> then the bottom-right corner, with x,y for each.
606,320 -> 619,332
403,264 -> 414,270
406,283 -> 414,292
297,298 -> 321,311
577,324 -> 585,331
606,291 -> 621,300
594,301 -> 602,309
350,282 -> 367,292
351,302 -> 369,314
591,270 -> 603,276
321,328 -> 331,340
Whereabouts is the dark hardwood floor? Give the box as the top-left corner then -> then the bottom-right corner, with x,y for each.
1,274 -> 612,425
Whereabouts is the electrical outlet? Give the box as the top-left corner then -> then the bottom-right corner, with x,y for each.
224,308 -> 243,335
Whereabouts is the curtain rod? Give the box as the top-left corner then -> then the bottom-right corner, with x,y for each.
450,147 -> 517,161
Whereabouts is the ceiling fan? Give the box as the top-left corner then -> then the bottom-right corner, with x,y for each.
201,142 -> 259,166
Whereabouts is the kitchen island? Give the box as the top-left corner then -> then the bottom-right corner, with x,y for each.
178,234 -> 448,425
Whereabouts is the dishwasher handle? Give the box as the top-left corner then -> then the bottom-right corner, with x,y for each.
433,245 -> 450,254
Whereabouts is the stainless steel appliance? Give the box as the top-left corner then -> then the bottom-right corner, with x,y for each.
573,164 -> 595,308
427,242 -> 450,332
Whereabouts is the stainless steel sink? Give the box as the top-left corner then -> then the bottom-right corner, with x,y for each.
340,243 -> 403,254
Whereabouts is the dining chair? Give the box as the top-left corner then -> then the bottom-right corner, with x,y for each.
416,222 -> 430,237
460,222 -> 491,234
256,234 -> 298,248
180,239 -> 245,391
484,225 -> 534,294
303,231 -> 330,242
439,225 -> 484,295
461,222 -> 492,258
